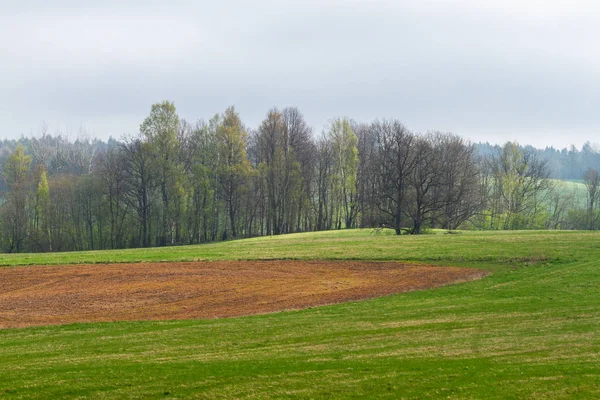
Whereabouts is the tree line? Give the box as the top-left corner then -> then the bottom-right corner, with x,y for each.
476,141 -> 600,181
1,101 -> 599,253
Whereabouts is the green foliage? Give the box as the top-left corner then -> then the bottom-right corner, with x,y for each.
35,169 -> 51,250
478,142 -> 556,230
327,118 -> 359,228
552,179 -> 587,207
140,101 -> 182,245
140,101 -> 179,146
36,170 -> 50,212
216,106 -> 252,238
256,109 -> 307,235
186,120 -> 218,242
1,145 -> 32,252
3,144 -> 31,187
0,103 -> 595,254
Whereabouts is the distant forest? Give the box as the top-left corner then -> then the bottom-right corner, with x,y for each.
1,102 -> 600,253
474,142 -> 600,181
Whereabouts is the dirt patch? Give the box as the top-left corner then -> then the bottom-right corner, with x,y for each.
0,261 -> 487,329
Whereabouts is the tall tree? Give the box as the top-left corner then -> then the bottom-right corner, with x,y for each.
354,122 -> 380,228
584,167 -> 600,229
97,145 -> 128,248
435,133 -> 482,230
180,119 -> 218,243
282,107 -> 314,232
216,106 -> 252,239
406,134 -> 442,234
35,168 -> 51,250
2,144 -> 32,252
256,108 -> 306,235
374,120 -> 416,234
257,109 -> 286,235
140,101 -> 180,245
490,142 -> 553,229
327,118 -> 359,229
315,134 -> 332,231
122,136 -> 154,247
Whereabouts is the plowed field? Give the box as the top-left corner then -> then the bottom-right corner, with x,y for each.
0,261 -> 487,328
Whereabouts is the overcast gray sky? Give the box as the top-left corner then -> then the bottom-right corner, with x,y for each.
1,0 -> 599,148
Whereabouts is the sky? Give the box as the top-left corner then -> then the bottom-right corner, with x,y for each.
1,0 -> 599,149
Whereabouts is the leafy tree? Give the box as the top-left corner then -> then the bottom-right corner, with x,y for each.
216,106 -> 252,239
489,142 -> 553,229
2,144 -> 32,252
327,118 -> 359,229
36,168 -> 51,250
282,107 -> 314,232
2,101 -> 595,252
256,108 -> 305,235
184,120 -> 218,242
140,101 -> 180,245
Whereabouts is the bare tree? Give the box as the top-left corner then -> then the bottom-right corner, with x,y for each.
584,167 -> 600,229
30,123 -> 55,171
69,135 -> 97,175
97,145 -> 129,248
122,136 -> 154,247
374,120 -> 416,234
546,182 -> 575,230
282,107 -> 314,232
435,133 -> 482,230
327,118 -> 359,229
315,134 -> 332,231
257,109 -> 286,235
354,122 -> 379,228
405,134 -> 443,234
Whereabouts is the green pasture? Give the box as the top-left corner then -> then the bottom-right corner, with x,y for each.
552,179 -> 588,207
0,229 -> 599,399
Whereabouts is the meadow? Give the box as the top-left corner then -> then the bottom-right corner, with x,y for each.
553,179 -> 588,207
0,229 -> 599,399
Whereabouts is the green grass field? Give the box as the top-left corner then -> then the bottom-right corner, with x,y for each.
1,230 -> 599,399
553,179 -> 588,207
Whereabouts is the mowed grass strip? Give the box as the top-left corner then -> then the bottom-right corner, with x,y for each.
0,229 -> 594,266
0,230 -> 599,399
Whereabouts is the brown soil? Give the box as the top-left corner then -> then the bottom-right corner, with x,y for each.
0,261 -> 487,329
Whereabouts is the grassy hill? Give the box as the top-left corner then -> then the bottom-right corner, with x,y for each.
1,229 -> 599,399
553,179 -> 588,207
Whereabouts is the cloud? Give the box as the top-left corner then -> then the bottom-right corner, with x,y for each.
1,0 -> 599,148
